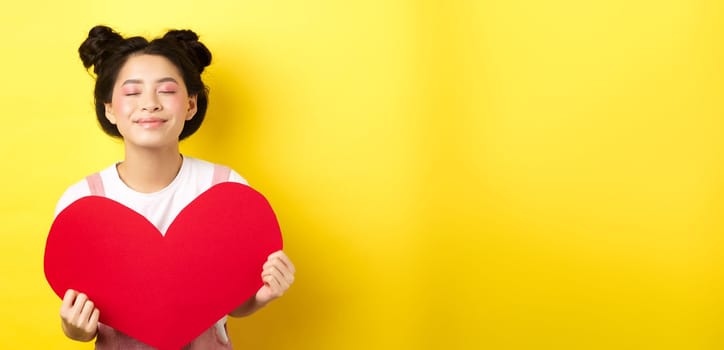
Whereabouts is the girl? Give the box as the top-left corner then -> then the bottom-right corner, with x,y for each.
55,25 -> 295,349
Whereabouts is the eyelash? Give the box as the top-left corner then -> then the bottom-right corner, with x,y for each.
124,91 -> 176,96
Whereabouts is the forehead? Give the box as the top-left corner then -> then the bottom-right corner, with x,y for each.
116,54 -> 184,83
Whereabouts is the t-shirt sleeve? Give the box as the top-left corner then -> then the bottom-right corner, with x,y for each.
228,169 -> 249,186
53,180 -> 91,218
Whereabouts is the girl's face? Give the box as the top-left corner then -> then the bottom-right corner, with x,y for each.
104,54 -> 197,150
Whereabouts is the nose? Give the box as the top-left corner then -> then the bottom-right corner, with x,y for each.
141,93 -> 162,112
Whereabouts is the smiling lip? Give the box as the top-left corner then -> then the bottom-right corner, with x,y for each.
135,118 -> 167,128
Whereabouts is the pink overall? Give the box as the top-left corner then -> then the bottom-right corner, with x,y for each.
86,165 -> 235,350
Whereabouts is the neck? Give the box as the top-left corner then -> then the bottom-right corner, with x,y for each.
117,145 -> 183,193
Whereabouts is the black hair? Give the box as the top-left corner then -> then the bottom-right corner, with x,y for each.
78,25 -> 212,140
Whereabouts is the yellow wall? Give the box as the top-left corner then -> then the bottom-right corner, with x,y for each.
1,0 -> 722,349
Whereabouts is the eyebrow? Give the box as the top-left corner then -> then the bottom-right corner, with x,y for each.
121,77 -> 179,86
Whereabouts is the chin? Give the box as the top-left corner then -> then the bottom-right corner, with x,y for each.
124,137 -> 179,149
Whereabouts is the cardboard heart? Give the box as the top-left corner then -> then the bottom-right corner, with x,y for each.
44,182 -> 283,350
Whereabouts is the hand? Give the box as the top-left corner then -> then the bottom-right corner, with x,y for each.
256,250 -> 296,305
60,289 -> 99,342
229,250 -> 296,317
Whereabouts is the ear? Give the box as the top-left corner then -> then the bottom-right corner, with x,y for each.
104,103 -> 117,125
186,95 -> 198,120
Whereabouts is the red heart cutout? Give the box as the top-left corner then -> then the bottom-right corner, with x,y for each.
44,182 -> 283,350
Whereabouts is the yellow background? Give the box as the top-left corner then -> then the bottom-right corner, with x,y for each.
1,0 -> 722,349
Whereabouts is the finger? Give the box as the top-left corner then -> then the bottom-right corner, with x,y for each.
278,253 -> 296,275
267,250 -> 285,260
262,273 -> 284,294
86,308 -> 100,333
262,260 -> 286,280
79,300 -> 95,326
69,293 -> 88,323
269,251 -> 296,274
262,268 -> 282,286
262,270 -> 283,288
74,292 -> 87,305
60,289 -> 77,314
264,259 -> 294,285
264,256 -> 290,275
263,267 -> 290,293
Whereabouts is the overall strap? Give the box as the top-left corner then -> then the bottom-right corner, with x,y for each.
211,164 -> 231,186
86,172 -> 106,197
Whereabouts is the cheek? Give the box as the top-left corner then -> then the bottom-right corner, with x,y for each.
110,94 -> 136,116
165,95 -> 191,112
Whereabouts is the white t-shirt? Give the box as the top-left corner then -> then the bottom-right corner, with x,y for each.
53,155 -> 247,344
55,155 -> 248,234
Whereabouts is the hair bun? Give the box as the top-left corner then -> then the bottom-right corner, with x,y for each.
163,29 -> 212,73
78,25 -> 124,74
